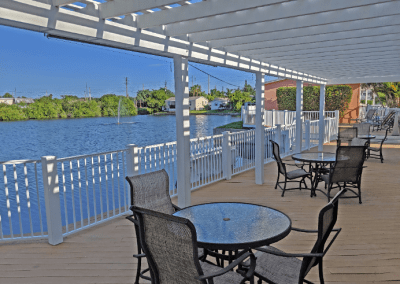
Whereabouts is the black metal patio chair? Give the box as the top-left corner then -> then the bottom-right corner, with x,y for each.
270,140 -> 311,197
354,123 -> 371,136
368,127 -> 389,163
320,146 -> 366,203
131,206 -> 256,284
125,169 -> 180,284
337,127 -> 357,147
241,189 -> 346,284
352,108 -> 375,123
372,111 -> 395,132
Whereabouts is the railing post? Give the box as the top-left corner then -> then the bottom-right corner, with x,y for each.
272,109 -> 275,127
222,131 -> 232,180
276,124 -> 282,148
284,110 -> 288,126
126,144 -> 139,177
41,156 -> 63,246
305,120 -> 311,150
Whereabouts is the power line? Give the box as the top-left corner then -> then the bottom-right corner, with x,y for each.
188,63 -> 240,88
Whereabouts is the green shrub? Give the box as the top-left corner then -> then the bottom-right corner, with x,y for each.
276,85 -> 352,117
0,104 -> 27,121
217,121 -> 243,129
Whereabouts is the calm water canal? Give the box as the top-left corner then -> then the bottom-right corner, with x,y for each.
0,114 -> 240,237
0,114 -> 239,161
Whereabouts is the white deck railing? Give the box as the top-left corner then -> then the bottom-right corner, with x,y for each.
241,107 -> 337,128
0,117 -> 338,244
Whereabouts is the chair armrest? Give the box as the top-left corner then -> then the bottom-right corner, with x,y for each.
322,228 -> 341,256
195,251 -> 256,281
172,204 -> 181,212
126,215 -> 139,226
255,246 -> 323,258
132,253 -> 146,259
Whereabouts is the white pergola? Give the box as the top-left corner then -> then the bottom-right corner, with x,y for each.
1,0 -> 399,207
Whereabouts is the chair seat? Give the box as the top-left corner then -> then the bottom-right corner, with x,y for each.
321,174 -> 330,184
368,147 -> 380,151
247,246 -> 302,284
200,261 -> 244,283
286,169 -> 309,179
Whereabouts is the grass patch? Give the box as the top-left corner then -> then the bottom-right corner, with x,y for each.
217,121 -> 243,129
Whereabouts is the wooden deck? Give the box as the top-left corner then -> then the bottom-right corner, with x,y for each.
1,145 -> 399,283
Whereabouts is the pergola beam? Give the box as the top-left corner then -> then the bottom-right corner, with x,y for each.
99,0 -> 189,20
328,75 -> 400,85
0,0 -> 325,84
137,0 -> 287,29
208,16 -> 400,48
227,29 -> 400,54
52,0 -> 76,7
166,0 -> 394,37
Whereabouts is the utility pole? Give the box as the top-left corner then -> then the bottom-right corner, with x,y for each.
165,80 -> 167,92
208,75 -> 210,95
85,83 -> 88,100
89,87 -> 91,100
126,77 -> 129,98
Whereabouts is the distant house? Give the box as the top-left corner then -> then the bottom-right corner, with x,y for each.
164,96 -> 209,112
14,98 -> 35,104
209,98 -> 230,110
0,97 -> 35,105
0,98 -> 14,105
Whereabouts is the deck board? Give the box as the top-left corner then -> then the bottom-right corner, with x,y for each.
0,145 -> 399,283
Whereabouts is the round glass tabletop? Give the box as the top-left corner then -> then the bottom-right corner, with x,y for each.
173,202 -> 291,250
358,135 -> 376,139
292,152 -> 336,163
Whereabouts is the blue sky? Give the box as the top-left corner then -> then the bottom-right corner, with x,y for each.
0,25 -> 276,99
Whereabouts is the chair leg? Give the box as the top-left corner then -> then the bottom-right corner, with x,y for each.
380,147 -> 384,163
281,177 -> 287,197
327,184 -> 332,202
134,238 -> 143,284
275,174 -> 279,189
318,260 -> 325,284
358,183 -> 362,204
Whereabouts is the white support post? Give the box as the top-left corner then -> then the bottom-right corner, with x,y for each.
319,84 -> 326,151
174,56 -> 191,208
255,72 -> 265,185
276,124 -> 282,148
327,118 -> 331,142
272,109 -> 275,127
41,156 -> 63,245
295,80 -> 303,153
222,131 -> 232,180
392,112 -> 400,136
305,120 -> 311,150
284,110 -> 288,127
126,144 -> 139,177
335,110 -> 339,139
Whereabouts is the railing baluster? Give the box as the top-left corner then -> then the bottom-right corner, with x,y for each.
3,165 -> 13,238
69,160 -> 76,230
34,163 -> 43,235
61,163 -> 69,233
110,153 -> 116,216
104,154 -> 110,218
13,164 -> 23,237
97,156 -> 103,221
116,152 -> 121,214
76,159 -> 83,228
122,151 -> 128,211
84,158 -> 90,226
91,157 -> 97,223
23,163 -> 33,236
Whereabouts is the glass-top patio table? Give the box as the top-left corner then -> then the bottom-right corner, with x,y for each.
292,152 -> 336,197
173,202 -> 291,251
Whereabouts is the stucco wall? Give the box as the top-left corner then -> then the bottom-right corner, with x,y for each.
264,79 -> 360,123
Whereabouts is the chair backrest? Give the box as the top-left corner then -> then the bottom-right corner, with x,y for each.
126,169 -> 174,215
382,111 -> 395,126
354,123 -> 370,136
330,146 -> 366,184
270,140 -> 285,175
132,206 -> 205,284
365,109 -> 375,120
337,127 -> 357,146
299,189 -> 346,280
